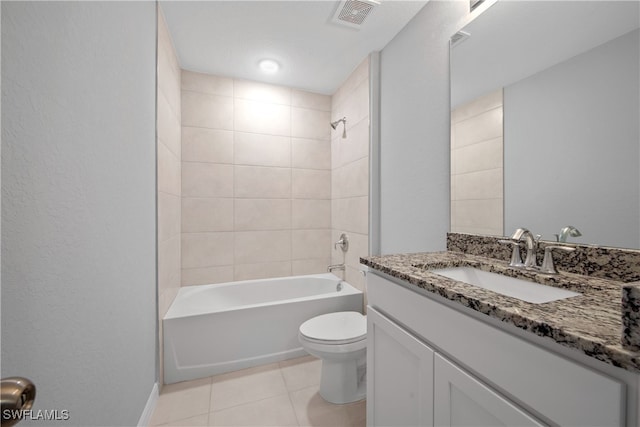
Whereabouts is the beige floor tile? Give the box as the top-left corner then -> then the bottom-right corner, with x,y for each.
209,394 -> 298,426
289,386 -> 365,427
210,363 -> 288,411
150,378 -> 212,426
156,413 -> 209,427
279,355 -> 322,392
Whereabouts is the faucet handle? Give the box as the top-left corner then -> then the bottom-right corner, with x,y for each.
498,239 -> 524,268
540,245 -> 576,274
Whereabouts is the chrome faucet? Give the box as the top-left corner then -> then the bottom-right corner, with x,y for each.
556,226 -> 582,243
510,228 -> 541,269
327,264 -> 345,273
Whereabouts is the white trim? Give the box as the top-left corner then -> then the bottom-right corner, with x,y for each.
138,382 -> 159,427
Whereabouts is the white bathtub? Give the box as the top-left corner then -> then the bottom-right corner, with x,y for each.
163,273 -> 363,384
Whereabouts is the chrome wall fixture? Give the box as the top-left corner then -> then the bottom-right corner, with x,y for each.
330,117 -> 347,139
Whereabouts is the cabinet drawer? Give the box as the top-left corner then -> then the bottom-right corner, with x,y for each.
368,272 -> 625,427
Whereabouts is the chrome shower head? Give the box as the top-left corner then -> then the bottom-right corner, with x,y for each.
330,117 -> 347,139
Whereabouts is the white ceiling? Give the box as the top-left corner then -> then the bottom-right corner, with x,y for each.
160,0 -> 428,95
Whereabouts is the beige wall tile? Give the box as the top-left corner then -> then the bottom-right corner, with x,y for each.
158,90 -> 181,159
234,99 -> 290,136
234,165 -> 291,199
234,230 -> 292,264
335,118 -> 369,168
291,258 -> 331,276
292,169 -> 330,199
332,196 -> 368,235
181,91 -> 233,130
291,138 -> 331,170
454,107 -> 503,148
452,88 -> 503,124
292,229 -> 331,260
234,261 -> 292,281
234,80 -> 291,105
291,108 -> 331,140
158,234 -> 181,295
454,168 -> 503,200
454,136 -> 503,174
182,232 -> 234,269
182,163 -> 233,198
291,89 -> 331,112
158,192 -> 181,243
181,70 -> 233,97
182,197 -> 234,232
332,157 -> 368,199
158,141 -> 181,196
292,199 -> 331,229
234,199 -> 291,231
453,198 -> 503,232
182,127 -> 233,164
234,132 -> 291,167
181,265 -> 234,286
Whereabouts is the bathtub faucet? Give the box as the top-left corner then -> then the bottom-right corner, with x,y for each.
328,263 -> 345,273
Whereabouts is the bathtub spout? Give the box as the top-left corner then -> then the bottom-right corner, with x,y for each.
328,264 -> 345,273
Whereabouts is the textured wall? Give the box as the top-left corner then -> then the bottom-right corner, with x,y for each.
1,2 -> 157,425
380,0 -> 469,253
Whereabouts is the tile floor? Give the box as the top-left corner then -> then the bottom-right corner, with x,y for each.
149,355 -> 366,427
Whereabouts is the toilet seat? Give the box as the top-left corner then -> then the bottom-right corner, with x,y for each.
299,311 -> 366,345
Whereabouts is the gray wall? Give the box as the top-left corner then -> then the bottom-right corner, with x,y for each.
379,0 -> 468,254
2,2 -> 157,426
504,29 -> 640,248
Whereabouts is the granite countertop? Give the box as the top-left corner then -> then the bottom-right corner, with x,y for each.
361,251 -> 640,374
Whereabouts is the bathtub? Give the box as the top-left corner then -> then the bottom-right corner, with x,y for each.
163,273 -> 363,384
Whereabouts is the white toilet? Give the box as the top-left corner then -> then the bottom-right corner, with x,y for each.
298,311 -> 367,404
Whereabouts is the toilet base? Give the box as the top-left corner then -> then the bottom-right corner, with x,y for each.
318,356 -> 366,404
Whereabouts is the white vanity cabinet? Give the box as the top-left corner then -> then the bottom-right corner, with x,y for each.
366,271 -> 627,427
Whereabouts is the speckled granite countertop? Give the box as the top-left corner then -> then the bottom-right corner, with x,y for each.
361,251 -> 640,374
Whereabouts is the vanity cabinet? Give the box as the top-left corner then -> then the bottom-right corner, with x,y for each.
366,272 -> 626,427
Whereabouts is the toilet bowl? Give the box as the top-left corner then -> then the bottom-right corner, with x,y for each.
298,311 -> 367,404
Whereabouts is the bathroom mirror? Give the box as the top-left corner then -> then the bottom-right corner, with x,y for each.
450,0 -> 640,249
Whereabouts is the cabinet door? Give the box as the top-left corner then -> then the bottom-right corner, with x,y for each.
367,307 -> 434,427
434,354 -> 544,427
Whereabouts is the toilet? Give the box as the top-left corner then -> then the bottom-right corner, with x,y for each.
298,311 -> 367,404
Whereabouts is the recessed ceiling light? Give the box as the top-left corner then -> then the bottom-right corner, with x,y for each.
259,59 -> 279,73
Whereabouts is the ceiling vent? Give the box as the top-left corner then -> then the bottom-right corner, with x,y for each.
331,0 -> 380,30
451,31 -> 470,48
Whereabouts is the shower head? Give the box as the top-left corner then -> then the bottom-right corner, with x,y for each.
330,117 -> 347,139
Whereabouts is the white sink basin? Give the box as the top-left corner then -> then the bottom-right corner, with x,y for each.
431,267 -> 581,304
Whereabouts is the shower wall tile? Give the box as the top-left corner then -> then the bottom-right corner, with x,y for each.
291,108 -> 331,140
292,89 -> 331,112
234,199 -> 291,231
292,258 -> 331,276
181,91 -> 233,130
181,266 -> 234,286
234,133 -> 291,167
159,192 -> 181,243
181,197 -> 234,232
158,91 -> 182,158
234,166 -> 291,199
331,56 -> 370,298
453,106 -> 502,149
182,70 -> 233,97
182,127 -> 233,164
292,169 -> 331,199
234,99 -> 291,136
234,80 -> 291,105
181,73 -> 332,285
182,232 -> 234,269
234,262 -> 292,281
292,229 -> 332,260
234,230 -> 292,264
291,138 -> 331,170
182,163 -> 233,198
292,199 -> 331,229
158,142 -> 181,196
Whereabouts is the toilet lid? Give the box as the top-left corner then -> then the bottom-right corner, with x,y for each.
299,311 -> 366,344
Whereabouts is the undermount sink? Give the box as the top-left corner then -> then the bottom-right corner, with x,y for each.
431,267 -> 581,304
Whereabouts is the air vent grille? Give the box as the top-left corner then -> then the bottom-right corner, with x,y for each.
451,31 -> 470,47
332,0 -> 380,30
